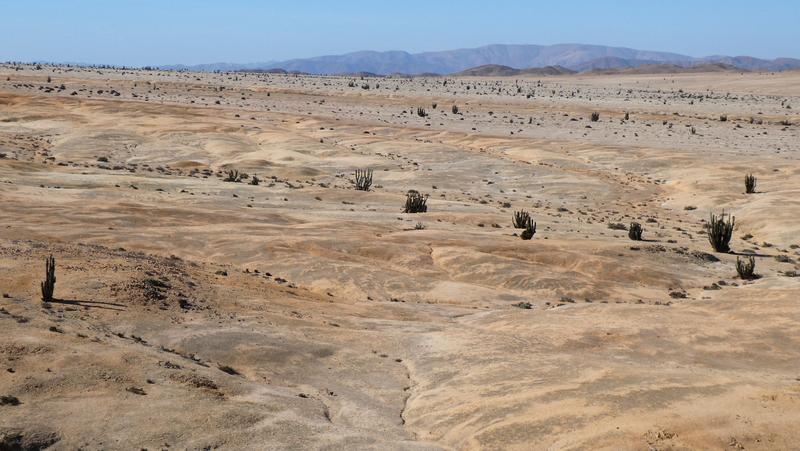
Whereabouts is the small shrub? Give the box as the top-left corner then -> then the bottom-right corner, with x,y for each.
628,222 -> 643,240
512,210 -> 530,228
354,168 -> 373,191
736,256 -> 757,279
250,175 -> 260,186
451,105 -> 459,114
706,211 -> 735,252
744,173 -> 756,194
590,112 -> 600,122
719,114 -> 727,122
404,190 -> 428,213
416,107 -> 427,118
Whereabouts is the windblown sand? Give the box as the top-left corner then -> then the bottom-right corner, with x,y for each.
1,66 -> 799,450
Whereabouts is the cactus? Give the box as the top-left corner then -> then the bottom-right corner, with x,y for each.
224,169 -> 241,182
628,222 -> 643,241
354,168 -> 373,191
520,218 -> 537,240
706,211 -> 735,253
736,256 -> 757,280
41,255 -> 56,302
404,190 -> 428,213
744,174 -> 756,194
512,210 -> 531,229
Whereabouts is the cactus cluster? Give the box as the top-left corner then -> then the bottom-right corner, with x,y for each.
224,169 -> 241,183
512,210 -> 531,229
354,168 -> 373,191
404,190 -> 428,213
520,218 -> 537,240
744,173 -> 756,194
736,256 -> 757,279
706,211 -> 735,252
628,222 -> 643,241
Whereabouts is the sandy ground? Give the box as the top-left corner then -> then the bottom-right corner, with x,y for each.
1,65 -> 799,450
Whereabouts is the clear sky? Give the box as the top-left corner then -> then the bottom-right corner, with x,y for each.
2,0 -> 798,66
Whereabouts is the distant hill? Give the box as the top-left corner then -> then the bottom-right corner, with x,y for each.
588,62 -> 743,75
161,43 -> 800,75
453,64 -> 576,76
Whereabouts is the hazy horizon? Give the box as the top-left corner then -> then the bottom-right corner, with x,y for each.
2,0 -> 799,66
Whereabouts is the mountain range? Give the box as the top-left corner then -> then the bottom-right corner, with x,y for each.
162,43 -> 800,75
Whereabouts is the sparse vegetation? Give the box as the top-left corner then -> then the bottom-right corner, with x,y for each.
736,256 -> 757,280
250,175 -> 260,186
354,168 -> 373,191
416,107 -> 427,117
745,173 -> 756,194
404,190 -> 428,213
706,211 -> 735,253
41,255 -> 56,302
451,105 -> 459,114
590,112 -> 600,122
628,222 -> 643,241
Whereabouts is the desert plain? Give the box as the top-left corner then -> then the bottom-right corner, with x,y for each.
1,65 -> 800,450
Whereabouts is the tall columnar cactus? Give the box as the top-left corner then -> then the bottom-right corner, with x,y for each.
744,174 -> 756,194
512,210 -> 531,229
354,169 -> 373,191
41,255 -> 56,302
706,211 -> 735,253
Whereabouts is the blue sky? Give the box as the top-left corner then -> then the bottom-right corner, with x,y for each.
2,0 -> 798,66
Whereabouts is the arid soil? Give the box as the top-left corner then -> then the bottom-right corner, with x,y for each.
1,65 -> 799,450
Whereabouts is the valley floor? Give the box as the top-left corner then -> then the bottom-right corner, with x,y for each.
1,66 -> 799,450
